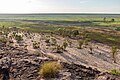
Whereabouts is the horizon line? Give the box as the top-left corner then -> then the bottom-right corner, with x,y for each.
0,12 -> 120,15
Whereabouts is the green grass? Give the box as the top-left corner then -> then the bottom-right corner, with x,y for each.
0,16 -> 120,48
110,69 -> 120,75
93,21 -> 120,26
87,32 -> 120,47
0,22 -> 16,28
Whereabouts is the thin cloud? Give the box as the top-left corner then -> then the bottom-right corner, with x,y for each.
0,0 -> 119,13
79,0 -> 89,4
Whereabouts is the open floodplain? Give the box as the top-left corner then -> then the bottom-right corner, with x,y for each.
0,14 -> 120,80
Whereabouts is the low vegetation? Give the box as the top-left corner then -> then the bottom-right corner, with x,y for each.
39,61 -> 62,78
15,34 -> 23,42
62,41 -> 68,50
111,46 -> 118,63
33,41 -> 40,49
77,40 -> 84,49
110,69 -> 120,75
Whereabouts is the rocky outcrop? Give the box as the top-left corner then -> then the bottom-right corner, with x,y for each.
59,62 -> 120,80
95,72 -> 120,80
61,62 -> 101,80
0,46 -> 51,80
0,57 -> 11,80
0,45 -> 120,80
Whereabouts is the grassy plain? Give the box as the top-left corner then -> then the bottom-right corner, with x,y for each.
0,14 -> 120,47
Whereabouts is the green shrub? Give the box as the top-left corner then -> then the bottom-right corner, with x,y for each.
111,46 -> 118,63
15,35 -> 23,42
62,41 -> 68,50
33,41 -> 39,49
84,38 -> 91,45
67,39 -> 72,47
111,18 -> 115,22
72,30 -> 79,37
51,38 -> 57,46
110,69 -> 120,75
89,46 -> 93,54
39,61 -> 62,78
56,28 -> 80,38
77,40 -> 84,49
84,33 -> 89,39
53,44 -> 63,53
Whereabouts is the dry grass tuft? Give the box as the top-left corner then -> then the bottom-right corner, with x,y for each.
39,61 -> 62,78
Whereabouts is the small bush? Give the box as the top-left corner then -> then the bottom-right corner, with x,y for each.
111,46 -> 118,63
51,38 -> 57,45
39,61 -> 62,78
110,69 -> 120,75
72,30 -> 79,37
62,41 -> 68,50
67,39 -> 72,47
77,40 -> 84,49
33,41 -> 39,49
111,18 -> 115,22
53,44 -> 63,53
15,35 -> 23,42
84,38 -> 91,45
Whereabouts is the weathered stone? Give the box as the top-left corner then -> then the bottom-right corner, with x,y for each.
0,37 -> 120,80
0,57 -> 12,69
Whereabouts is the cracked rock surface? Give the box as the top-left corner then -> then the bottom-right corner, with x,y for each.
0,46 -> 51,80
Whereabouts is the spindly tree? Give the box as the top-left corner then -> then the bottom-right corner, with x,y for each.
51,38 -> 57,46
77,40 -> 84,49
66,39 -> 72,47
62,41 -> 68,51
111,46 -> 117,63
84,38 -> 91,45
72,30 -> 79,37
103,17 -> 106,22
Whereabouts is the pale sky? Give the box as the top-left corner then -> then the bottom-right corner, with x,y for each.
0,0 -> 120,13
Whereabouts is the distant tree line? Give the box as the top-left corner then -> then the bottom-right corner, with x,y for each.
103,17 -> 115,22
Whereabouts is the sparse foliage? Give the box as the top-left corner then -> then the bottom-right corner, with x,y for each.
62,41 -> 68,50
111,46 -> 118,63
103,17 -> 106,22
51,38 -> 57,46
84,38 -> 91,45
33,41 -> 40,49
15,34 -> 23,42
54,44 -> 63,53
67,39 -> 72,47
110,69 -> 120,75
72,29 -> 79,37
77,40 -> 84,49
39,61 -> 62,78
89,46 -> 93,54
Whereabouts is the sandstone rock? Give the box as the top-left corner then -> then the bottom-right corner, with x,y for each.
95,72 -> 120,80
0,57 -> 12,69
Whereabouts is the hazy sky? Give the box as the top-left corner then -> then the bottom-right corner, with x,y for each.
0,0 -> 120,13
